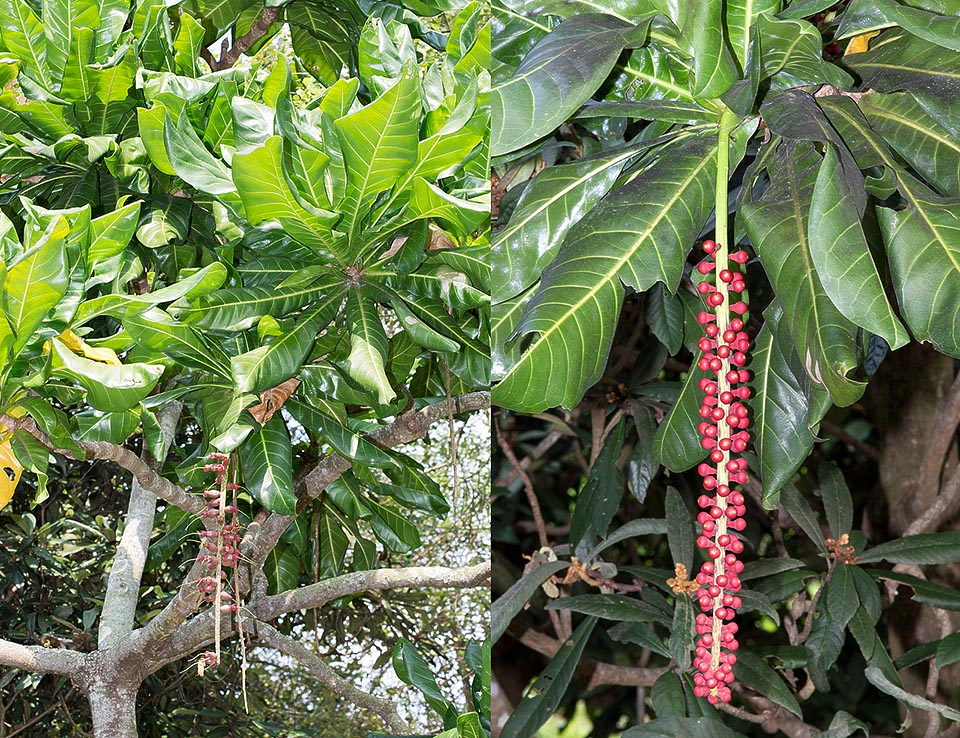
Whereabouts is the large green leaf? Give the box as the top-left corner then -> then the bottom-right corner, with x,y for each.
240,414 -> 296,515
492,146 -> 643,303
569,419 -> 626,560
491,560 -> 568,644
868,0 -> 960,52
822,98 -> 960,357
366,496 -> 421,552
49,337 -> 164,412
0,0 -> 50,89
820,461 -> 854,539
842,30 -> 960,137
87,200 -> 141,273
499,617 -> 598,738
865,665 -> 960,722
172,278 -> 335,332
808,144 -> 909,349
232,136 -> 339,257
43,0 -> 100,83
546,594 -> 671,626
163,109 -> 235,195
491,14 -> 633,156
683,0 -> 737,99
343,288 -> 397,405
742,140 -> 864,406
264,542 -> 301,595
123,307 -> 232,379
756,14 -> 853,89
335,63 -> 421,243
3,215 -> 68,354
404,178 -> 489,237
732,650 -> 802,718
858,91 -> 960,197
858,531 -> 960,565
725,0 -> 779,70
652,357 -> 704,472
393,639 -> 458,728
622,718 -> 748,738
494,136 -> 717,412
231,291 -> 343,394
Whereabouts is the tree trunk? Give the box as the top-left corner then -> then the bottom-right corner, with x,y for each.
87,681 -> 140,738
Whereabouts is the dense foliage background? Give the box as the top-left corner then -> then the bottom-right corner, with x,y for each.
0,0 -> 491,735
491,1 -> 960,737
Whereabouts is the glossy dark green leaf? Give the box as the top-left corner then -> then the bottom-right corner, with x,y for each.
393,639 -> 458,727
240,415 -> 296,515
626,403 -> 659,503
819,462 -> 853,539
645,283 -> 684,355
780,484 -> 827,553
850,565 -> 881,623
653,358 -> 706,473
868,0 -> 960,52
344,288 -> 396,405
859,91 -> 960,197
741,558 -> 806,581
806,596 -> 846,688
492,14 -> 634,156
491,560 -> 567,643
608,621 -> 671,658
575,100 -> 720,125
867,569 -> 960,611
725,0 -> 779,71
858,531 -> 960,565
651,672 -> 685,718
583,517 -> 667,563
495,136 -> 717,412
124,307 -> 232,378
569,419 -> 626,560
737,588 -> 781,626
732,650 -> 802,717
742,140 -> 864,406
265,542 -> 300,595
809,145 -> 909,349
546,594 -> 671,626
622,717 -> 748,738
751,302 -> 828,506
668,593 -> 694,671
499,616 -> 597,738
827,563 -> 860,634
756,14 -> 853,88
366,497 -> 421,552
492,146 -> 640,303
317,505 -> 349,578
665,487 -> 693,571
74,410 -> 141,444
865,664 -> 960,722
682,0 -> 737,99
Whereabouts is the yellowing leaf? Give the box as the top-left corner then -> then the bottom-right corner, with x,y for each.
846,31 -> 880,55
0,437 -> 24,510
45,329 -> 122,365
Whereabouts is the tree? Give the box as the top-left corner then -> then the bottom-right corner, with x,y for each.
0,0 -> 491,736
492,1 -> 960,737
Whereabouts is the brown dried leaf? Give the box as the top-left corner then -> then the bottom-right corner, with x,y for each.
248,378 -> 301,425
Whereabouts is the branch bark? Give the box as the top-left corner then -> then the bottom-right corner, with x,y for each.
99,403 -> 182,649
0,639 -> 83,675
207,7 -> 281,71
254,621 -> 410,734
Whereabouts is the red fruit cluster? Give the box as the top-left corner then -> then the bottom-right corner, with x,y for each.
690,239 -> 750,704
196,453 -> 241,612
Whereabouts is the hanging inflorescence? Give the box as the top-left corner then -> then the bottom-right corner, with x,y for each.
690,239 -> 750,704
196,451 -> 241,672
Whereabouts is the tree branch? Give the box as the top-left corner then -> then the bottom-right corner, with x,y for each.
917,369 -> 960,511
208,7 -> 281,71
253,562 -> 491,622
0,639 -> 83,676
99,402 -> 182,649
254,621 -> 410,734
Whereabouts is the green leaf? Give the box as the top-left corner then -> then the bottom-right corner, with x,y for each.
741,558 -> 806,581
867,569 -> 960,611
124,307 -> 232,379
622,717 -> 749,738
317,505 -> 349,578
826,563 -> 860,634
651,672 -> 685,718
742,140 -> 864,406
3,215 -> 68,354
343,288 -> 396,405
569,419 -> 626,560
858,531 -> 960,565
609,621 -> 671,658
74,410 -> 141,445
88,200 -> 141,272
668,594 -> 694,671
491,14 -> 633,156
491,560 -> 568,644
0,0 -> 50,89
240,415 -> 296,515
808,145 -> 909,349
231,292 -> 342,394
545,594 -> 671,626
850,565 -> 881,623
583,517 -> 668,563
683,0 -> 737,99
859,91 -> 960,198
725,0 -> 779,71
780,484 -> 827,553
366,497 -> 421,552
732,650 -> 802,718
172,279 -> 335,332
869,0 -> 960,52
335,62 -> 421,243
819,462 -> 853,539
390,298 -> 460,353
646,283 -> 684,356
653,359 -> 705,473
626,404 -> 658,503
49,337 -> 164,412
393,639 -> 458,728
751,302 -> 828,506
404,177 -> 489,237
494,136 -> 717,412
163,110 -> 235,195
936,633 -> 960,669
665,487 -> 693,571
756,14 -> 853,89
264,542 -> 300,595
814,711 -> 869,738
232,136 -> 338,257
865,664 -> 960,722
499,616 -> 597,738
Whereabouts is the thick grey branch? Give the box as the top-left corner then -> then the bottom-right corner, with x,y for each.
253,562 -> 491,621
255,621 -> 409,734
0,639 -> 83,676
209,7 -> 281,70
100,403 -> 182,649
